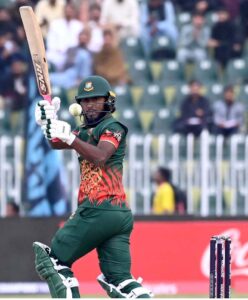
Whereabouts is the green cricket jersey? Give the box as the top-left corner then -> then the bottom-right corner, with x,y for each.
73,115 -> 129,209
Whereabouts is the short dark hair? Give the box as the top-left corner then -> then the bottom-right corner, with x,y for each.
158,167 -> 172,182
192,11 -> 204,18
189,79 -> 202,86
217,6 -> 229,13
7,202 -> 20,213
89,3 -> 101,11
224,84 -> 234,93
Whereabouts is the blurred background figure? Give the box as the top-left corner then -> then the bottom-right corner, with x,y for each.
50,27 -> 93,89
177,12 -> 210,64
0,6 -> 24,75
240,0 -> 248,39
174,0 -> 221,14
35,0 -> 65,38
0,55 -> 28,133
8,0 -> 33,28
0,30 -> 18,76
93,25 -> 130,86
100,0 -> 140,40
213,85 -> 245,137
0,6 -> 17,43
152,167 -> 175,215
208,6 -> 244,69
46,2 -> 83,71
194,0 -> 216,15
87,3 -> 104,53
140,0 -> 178,58
6,201 -> 20,217
173,80 -> 213,136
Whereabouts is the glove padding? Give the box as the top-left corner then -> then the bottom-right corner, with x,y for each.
35,97 -> 61,126
42,119 -> 76,145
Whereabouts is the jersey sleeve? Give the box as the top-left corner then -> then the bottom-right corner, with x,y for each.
99,123 -> 126,149
72,126 -> 80,136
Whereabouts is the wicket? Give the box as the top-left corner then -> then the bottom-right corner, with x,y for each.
209,236 -> 231,298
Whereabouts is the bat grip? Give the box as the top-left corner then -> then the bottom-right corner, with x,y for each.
43,94 -> 59,142
43,94 -> 52,103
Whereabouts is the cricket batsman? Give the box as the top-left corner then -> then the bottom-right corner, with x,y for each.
33,75 -> 152,298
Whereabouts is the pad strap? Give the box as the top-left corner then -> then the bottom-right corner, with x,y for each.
117,279 -> 138,290
128,287 -> 152,298
97,273 -> 153,298
59,274 -> 79,298
51,257 -> 69,271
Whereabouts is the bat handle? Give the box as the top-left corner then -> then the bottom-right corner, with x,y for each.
43,94 -> 52,103
43,94 -> 60,142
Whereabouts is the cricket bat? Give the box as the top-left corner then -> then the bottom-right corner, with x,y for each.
20,6 -> 61,142
19,6 -> 52,102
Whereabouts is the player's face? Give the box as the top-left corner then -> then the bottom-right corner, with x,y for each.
224,89 -> 234,103
80,96 -> 106,121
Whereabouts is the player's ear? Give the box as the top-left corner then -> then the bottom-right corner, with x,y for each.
106,91 -> 116,112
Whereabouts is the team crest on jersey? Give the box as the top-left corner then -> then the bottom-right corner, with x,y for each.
104,130 -> 122,142
113,131 -> 122,142
84,81 -> 94,92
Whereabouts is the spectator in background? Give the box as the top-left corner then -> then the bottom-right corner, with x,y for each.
0,55 -> 28,132
140,0 -> 178,57
93,25 -> 130,86
0,30 -> 19,76
0,6 -> 23,65
208,7 -> 244,69
0,7 -> 17,41
0,54 -> 28,110
100,0 -> 140,40
7,2 -> 33,56
174,0 -> 197,12
35,0 -> 65,38
9,0 -> 33,27
50,27 -> 92,89
175,0 -> 221,14
6,201 -> 20,217
46,2 -> 83,71
220,0 -> 240,20
177,12 -> 210,64
173,80 -> 212,136
240,0 -> 248,39
213,85 -> 245,137
194,0 -> 222,15
152,167 -> 175,215
87,3 -> 104,53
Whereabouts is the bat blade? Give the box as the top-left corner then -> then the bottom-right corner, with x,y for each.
19,6 -> 51,102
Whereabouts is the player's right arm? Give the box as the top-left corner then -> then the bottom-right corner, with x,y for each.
41,120 -> 125,166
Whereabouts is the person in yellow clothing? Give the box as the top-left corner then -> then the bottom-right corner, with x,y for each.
152,167 -> 176,215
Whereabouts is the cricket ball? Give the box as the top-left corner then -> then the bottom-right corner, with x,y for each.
69,103 -> 82,116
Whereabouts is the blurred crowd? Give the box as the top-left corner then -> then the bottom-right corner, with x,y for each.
0,0 -> 248,136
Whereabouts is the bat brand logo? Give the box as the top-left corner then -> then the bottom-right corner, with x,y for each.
34,59 -> 48,95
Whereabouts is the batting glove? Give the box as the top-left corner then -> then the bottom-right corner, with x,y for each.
35,97 -> 61,126
42,119 -> 76,145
